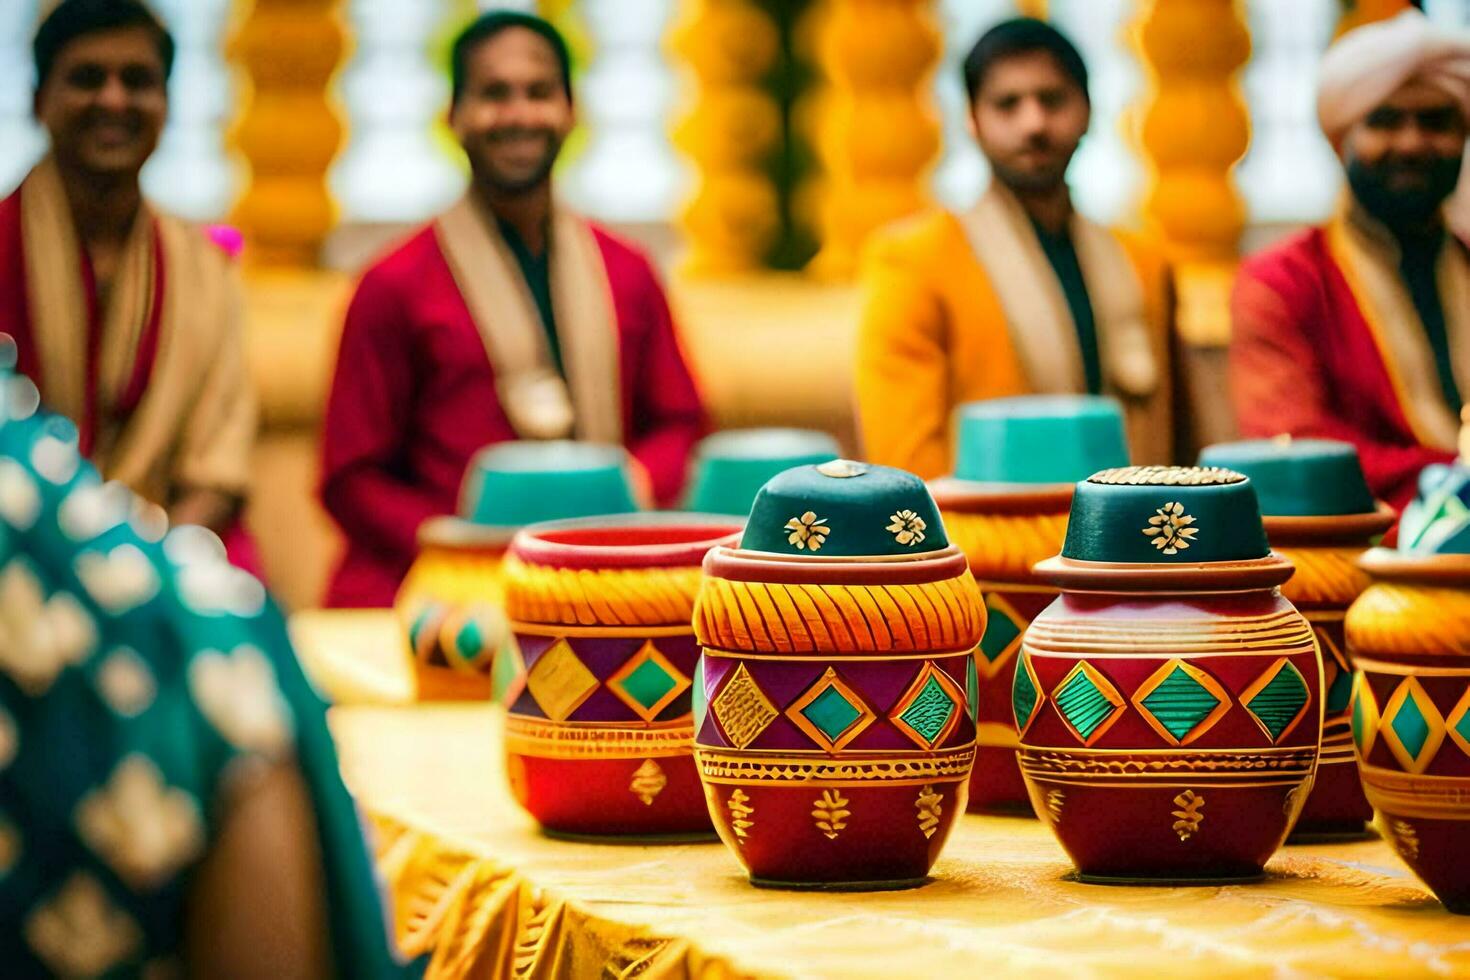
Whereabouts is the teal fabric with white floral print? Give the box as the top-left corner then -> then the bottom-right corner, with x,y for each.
0,369 -> 410,978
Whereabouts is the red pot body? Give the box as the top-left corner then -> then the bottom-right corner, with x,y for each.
1347,553 -> 1470,913
693,546 -> 987,887
933,481 -> 1072,816
1019,569 -> 1323,883
502,517 -> 742,838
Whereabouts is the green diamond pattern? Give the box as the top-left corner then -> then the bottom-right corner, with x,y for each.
454,619 -> 485,658
966,654 -> 980,723
1245,663 -> 1309,741
980,601 -> 1023,664
1012,659 -> 1038,729
1455,705 -> 1470,749
1326,668 -> 1352,715
1055,668 -> 1119,742
899,675 -> 956,744
1139,665 -> 1221,741
692,658 -> 707,734
802,685 -> 863,741
1390,691 -> 1433,763
617,656 -> 679,711
1351,685 -> 1373,752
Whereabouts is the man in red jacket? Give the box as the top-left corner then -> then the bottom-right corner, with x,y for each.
319,11 -> 705,607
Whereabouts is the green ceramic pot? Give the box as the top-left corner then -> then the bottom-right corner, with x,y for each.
954,395 -> 1129,486
685,428 -> 839,517
1198,438 -> 1375,517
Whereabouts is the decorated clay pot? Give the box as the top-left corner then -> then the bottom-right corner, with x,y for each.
932,395 -> 1128,814
502,513 -> 742,839
685,428 -> 839,516
397,441 -> 639,701
1019,466 -> 1323,883
693,460 -> 986,888
1346,443 -> 1470,912
1200,438 -> 1392,840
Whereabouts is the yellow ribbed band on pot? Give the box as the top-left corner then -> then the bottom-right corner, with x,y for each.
941,509 -> 1068,583
503,555 -> 704,628
1347,583 -> 1470,659
694,571 -> 985,654
1276,546 -> 1371,608
398,547 -> 506,610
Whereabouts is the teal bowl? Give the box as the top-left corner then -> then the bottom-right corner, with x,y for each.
954,395 -> 1129,485
686,428 -> 839,517
457,441 -> 639,528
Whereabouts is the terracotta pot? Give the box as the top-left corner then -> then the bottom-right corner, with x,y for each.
693,461 -> 986,888
1347,550 -> 1470,913
502,514 -> 743,839
932,481 -> 1070,815
1019,466 -> 1323,883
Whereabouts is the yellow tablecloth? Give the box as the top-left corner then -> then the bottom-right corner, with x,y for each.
300,613 -> 1470,978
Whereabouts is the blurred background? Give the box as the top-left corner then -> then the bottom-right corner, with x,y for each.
1,0 -> 1464,609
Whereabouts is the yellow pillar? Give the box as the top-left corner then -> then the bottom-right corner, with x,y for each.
229,0 -> 346,267
670,1 -> 783,276
807,0 -> 941,280
1133,0 -> 1250,450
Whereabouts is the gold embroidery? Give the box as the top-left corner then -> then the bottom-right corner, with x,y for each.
1172,789 -> 1205,841
76,755 -> 204,888
25,873 -> 142,977
886,510 -> 928,547
0,561 -> 95,695
1143,501 -> 1198,555
96,649 -> 155,718
784,511 -> 830,551
812,788 -> 850,840
0,813 -> 20,876
187,645 -> 292,756
915,784 -> 942,839
629,759 -> 667,806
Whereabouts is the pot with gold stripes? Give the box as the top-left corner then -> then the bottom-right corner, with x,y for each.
693,461 -> 986,888
502,514 -> 743,839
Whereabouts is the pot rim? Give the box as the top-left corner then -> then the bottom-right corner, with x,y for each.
1260,501 -> 1396,547
417,515 -> 518,551
1031,552 -> 1296,593
928,477 -> 1074,515
703,543 -> 971,586
509,512 -> 744,570
1358,548 -> 1470,586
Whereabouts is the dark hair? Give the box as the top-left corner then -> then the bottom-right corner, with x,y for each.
34,0 -> 175,90
962,17 -> 1088,104
450,11 -> 572,105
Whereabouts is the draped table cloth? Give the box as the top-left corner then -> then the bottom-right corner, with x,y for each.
295,611 -> 1470,978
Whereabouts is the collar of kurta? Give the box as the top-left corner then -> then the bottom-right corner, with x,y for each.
1328,196 -> 1470,452
434,193 -> 622,447
956,181 -> 1159,403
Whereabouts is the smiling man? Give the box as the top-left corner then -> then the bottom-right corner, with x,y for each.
1231,9 -> 1470,513
319,11 -> 705,607
0,0 -> 255,540
855,17 -> 1177,479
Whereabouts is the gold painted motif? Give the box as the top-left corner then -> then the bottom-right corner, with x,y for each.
812,788 -> 851,840
1091,466 -> 1245,487
889,661 -> 966,750
1359,763 -> 1470,820
1172,789 -> 1205,841
629,759 -> 668,806
1045,789 -> 1065,824
0,813 -> 18,876
817,460 -> 868,479
727,788 -> 754,842
1390,818 -> 1420,860
710,663 -> 779,749
1019,746 -> 1317,781
915,784 -> 942,839
504,715 -> 694,760
1143,501 -> 1198,555
784,511 -> 830,551
886,510 -> 927,547
696,745 -> 975,785
522,639 -> 600,722
1377,676 -> 1445,775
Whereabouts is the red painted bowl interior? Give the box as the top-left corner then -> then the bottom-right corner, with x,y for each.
512,520 -> 744,570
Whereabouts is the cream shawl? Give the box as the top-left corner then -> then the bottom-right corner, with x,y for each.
19,156 -> 255,505
433,194 -> 622,445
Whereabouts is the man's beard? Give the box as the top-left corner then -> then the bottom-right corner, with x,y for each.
988,139 -> 1078,195
1347,152 -> 1463,230
475,129 -> 562,195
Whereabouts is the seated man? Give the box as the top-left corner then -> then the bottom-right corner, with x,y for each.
855,18 -> 1176,480
320,11 -> 705,607
0,0 -> 255,542
1232,10 -> 1468,513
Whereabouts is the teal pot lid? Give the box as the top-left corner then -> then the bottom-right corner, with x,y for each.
1198,437 -> 1375,517
456,440 -> 639,529
952,395 -> 1129,485
685,428 -> 839,517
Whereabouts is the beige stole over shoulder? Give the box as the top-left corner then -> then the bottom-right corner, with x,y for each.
1326,203 -> 1469,452
957,182 -> 1159,402
19,155 -> 254,504
434,194 -> 622,445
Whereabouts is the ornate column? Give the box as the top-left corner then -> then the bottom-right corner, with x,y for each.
229,0 -> 346,266
1133,0 -> 1250,447
808,0 -> 942,279
670,0 -> 784,275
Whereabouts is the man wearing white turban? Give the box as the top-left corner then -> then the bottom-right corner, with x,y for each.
1231,9 -> 1470,515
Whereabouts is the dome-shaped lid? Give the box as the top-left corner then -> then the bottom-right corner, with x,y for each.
1198,437 -> 1375,516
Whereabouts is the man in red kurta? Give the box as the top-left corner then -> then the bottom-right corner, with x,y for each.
0,1 -> 255,547
1232,10 -> 1469,513
319,11 -> 705,607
